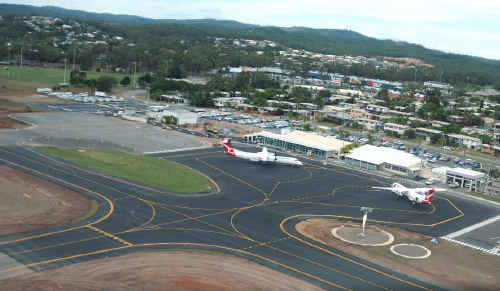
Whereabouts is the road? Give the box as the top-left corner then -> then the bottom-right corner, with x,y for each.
1,145 -> 499,290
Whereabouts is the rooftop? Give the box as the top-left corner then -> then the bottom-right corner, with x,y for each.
256,131 -> 351,152
346,144 -> 422,169
447,168 -> 485,180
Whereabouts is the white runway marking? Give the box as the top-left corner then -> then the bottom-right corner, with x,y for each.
445,214 -> 500,239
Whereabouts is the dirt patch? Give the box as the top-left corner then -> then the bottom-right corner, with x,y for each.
0,116 -> 28,129
296,218 -> 500,291
1,250 -> 325,291
0,164 -> 93,236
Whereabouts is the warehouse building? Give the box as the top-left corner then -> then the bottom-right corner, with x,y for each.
149,109 -> 198,125
244,131 -> 350,160
345,145 -> 422,177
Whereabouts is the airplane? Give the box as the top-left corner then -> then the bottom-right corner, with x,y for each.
221,138 -> 303,167
372,183 -> 446,205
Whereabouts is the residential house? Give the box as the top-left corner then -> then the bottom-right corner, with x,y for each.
383,123 -> 409,136
447,134 -> 481,150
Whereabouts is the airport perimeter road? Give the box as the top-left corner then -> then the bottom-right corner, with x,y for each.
1,146 -> 499,290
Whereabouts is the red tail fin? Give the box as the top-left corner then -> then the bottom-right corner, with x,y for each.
221,138 -> 235,156
425,188 -> 435,203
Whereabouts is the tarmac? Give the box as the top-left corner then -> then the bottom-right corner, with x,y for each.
0,112 -> 206,153
1,145 -> 499,290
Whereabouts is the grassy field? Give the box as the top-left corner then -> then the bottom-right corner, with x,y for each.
0,65 -> 128,87
39,147 -> 213,194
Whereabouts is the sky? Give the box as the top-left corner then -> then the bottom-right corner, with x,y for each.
6,0 -> 500,60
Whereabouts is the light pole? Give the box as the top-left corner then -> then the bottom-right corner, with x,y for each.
63,55 -> 67,84
133,61 -> 137,88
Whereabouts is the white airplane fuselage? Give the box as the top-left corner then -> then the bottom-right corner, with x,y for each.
222,139 -> 303,167
375,182 -> 439,205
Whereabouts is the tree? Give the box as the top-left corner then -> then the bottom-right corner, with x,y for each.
275,108 -> 284,116
377,88 -> 388,100
96,75 -> 117,92
161,115 -> 178,125
70,70 -> 87,85
120,76 -> 131,86
86,78 -> 97,94
167,65 -> 186,79
404,129 -> 416,139
303,123 -> 313,131
430,133 -> 442,144
341,142 -> 360,154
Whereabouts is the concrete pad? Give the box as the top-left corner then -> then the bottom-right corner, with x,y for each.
390,244 -> 431,259
331,225 -> 394,246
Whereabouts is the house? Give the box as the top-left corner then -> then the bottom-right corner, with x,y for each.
383,123 -> 409,136
416,127 -> 443,138
431,120 -> 450,128
424,81 -> 453,95
447,134 -> 481,150
448,115 -> 465,123
356,118 -> 381,130
366,105 -> 389,114
213,97 -> 247,108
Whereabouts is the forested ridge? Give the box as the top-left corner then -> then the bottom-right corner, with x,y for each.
1,3 -> 499,88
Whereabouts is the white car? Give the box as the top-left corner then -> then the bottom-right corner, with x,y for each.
425,178 -> 434,185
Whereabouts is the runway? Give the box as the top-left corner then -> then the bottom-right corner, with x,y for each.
1,145 -> 499,290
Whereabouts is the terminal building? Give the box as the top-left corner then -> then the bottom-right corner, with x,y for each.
344,145 -> 422,177
244,131 -> 350,160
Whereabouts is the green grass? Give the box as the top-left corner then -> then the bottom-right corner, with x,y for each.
38,147 -> 213,194
0,98 -> 30,111
0,65 -> 127,87
466,191 -> 500,203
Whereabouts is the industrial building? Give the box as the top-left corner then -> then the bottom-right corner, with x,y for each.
432,167 -> 485,191
345,145 -> 422,177
148,109 -> 198,126
244,131 -> 350,160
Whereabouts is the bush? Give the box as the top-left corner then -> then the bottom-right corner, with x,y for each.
96,75 -> 118,93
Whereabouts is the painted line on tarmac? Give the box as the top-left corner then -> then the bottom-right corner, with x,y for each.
0,155 -> 114,246
445,214 -> 500,238
87,226 -> 133,247
441,237 -> 500,256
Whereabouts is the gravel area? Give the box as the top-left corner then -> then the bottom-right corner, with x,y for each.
1,250 -> 325,291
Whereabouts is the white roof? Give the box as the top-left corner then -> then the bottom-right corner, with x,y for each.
346,145 -> 422,169
257,131 -> 350,152
447,168 -> 485,180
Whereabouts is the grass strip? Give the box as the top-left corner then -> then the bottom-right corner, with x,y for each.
39,147 -> 213,194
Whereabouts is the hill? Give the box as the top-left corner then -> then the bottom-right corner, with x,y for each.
1,3 -> 499,88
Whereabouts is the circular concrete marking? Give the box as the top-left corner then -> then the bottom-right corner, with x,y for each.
390,244 -> 431,259
331,225 -> 394,246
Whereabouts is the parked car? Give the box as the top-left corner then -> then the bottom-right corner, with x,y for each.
439,156 -> 450,162
449,182 -> 460,188
425,178 -> 435,185
471,162 -> 481,169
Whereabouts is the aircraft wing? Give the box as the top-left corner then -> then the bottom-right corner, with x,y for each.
371,187 -> 393,191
